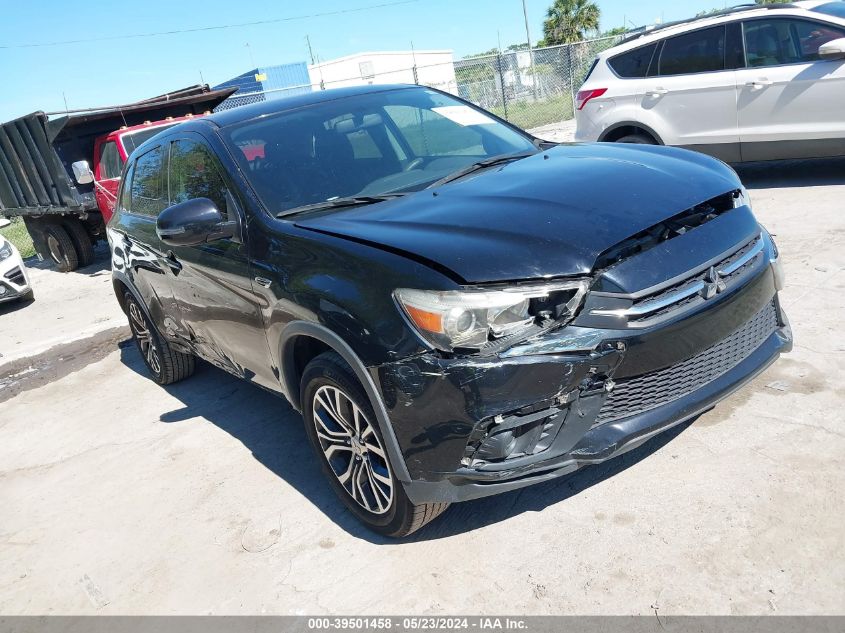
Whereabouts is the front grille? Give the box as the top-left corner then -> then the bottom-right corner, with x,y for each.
4,266 -> 24,286
586,233 -> 766,329
594,300 -> 778,424
628,234 -> 763,325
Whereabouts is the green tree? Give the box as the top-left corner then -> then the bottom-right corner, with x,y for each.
543,0 -> 602,45
602,26 -> 627,37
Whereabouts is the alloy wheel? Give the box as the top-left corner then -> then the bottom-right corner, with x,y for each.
312,385 -> 394,514
128,301 -> 161,376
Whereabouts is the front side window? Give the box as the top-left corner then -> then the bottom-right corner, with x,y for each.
129,146 -> 167,217
221,88 -> 536,214
609,43 -> 658,78
744,18 -> 845,67
658,25 -> 726,75
168,139 -> 229,216
99,141 -> 123,180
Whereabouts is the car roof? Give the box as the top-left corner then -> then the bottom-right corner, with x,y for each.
206,84 -> 423,128
604,2 -> 841,55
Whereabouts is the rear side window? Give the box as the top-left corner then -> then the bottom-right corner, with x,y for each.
659,25 -> 726,75
608,43 -> 657,78
99,141 -> 122,180
129,146 -> 167,217
744,18 -> 845,66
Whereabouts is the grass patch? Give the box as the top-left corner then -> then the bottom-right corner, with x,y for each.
490,94 -> 574,131
0,218 -> 36,259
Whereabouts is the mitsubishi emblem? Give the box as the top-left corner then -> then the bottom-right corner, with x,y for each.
701,266 -> 726,299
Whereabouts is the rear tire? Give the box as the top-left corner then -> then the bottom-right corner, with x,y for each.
62,218 -> 95,267
301,351 -> 449,537
616,133 -> 656,145
124,291 -> 195,385
43,224 -> 79,272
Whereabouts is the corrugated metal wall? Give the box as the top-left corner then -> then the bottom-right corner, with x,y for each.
214,62 -> 311,110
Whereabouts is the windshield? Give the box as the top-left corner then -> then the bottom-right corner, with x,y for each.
220,88 -> 537,214
120,123 -> 179,155
811,2 -> 845,19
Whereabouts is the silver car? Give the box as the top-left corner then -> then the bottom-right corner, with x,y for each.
575,1 -> 845,161
0,219 -> 34,303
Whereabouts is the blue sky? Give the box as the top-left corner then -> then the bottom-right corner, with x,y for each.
0,0 -> 726,121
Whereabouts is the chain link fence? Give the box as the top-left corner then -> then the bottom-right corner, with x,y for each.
215,36 -> 620,132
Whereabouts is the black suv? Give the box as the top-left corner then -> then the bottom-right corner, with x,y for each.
109,85 -> 791,537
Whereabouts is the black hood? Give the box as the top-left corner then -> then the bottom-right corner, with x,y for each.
295,143 -> 742,284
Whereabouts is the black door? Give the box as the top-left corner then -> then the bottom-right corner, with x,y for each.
162,135 -> 276,389
110,145 -> 183,336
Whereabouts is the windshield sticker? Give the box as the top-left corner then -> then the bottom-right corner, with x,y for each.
432,106 -> 496,126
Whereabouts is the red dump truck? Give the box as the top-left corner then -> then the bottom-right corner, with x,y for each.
0,85 -> 235,271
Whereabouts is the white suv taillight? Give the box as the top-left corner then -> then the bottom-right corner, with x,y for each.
575,88 -> 607,111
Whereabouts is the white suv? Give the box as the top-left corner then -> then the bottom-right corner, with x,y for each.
574,1 -> 845,161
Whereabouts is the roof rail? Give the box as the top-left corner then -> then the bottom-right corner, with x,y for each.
618,3 -> 798,45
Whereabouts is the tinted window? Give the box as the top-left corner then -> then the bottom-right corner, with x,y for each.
129,146 -> 167,217
811,2 -> 845,19
221,88 -> 536,214
168,139 -> 229,217
745,18 -> 845,66
609,43 -> 657,78
100,141 -> 122,180
659,26 -> 726,75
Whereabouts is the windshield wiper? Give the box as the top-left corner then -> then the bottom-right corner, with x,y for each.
277,193 -> 406,218
426,151 -> 538,189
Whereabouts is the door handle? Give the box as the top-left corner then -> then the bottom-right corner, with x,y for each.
164,251 -> 182,273
746,80 -> 773,89
648,88 -> 668,97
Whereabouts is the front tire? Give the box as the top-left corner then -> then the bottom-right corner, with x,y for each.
301,351 -> 449,537
125,291 -> 195,385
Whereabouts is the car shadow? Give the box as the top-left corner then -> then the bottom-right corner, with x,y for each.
119,345 -> 692,543
0,296 -> 35,315
735,156 -> 845,189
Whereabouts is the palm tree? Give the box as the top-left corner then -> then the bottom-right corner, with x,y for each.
543,0 -> 602,45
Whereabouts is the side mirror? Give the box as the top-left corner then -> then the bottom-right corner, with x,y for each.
0,218 -> 11,229
156,198 -> 235,247
71,160 -> 94,185
819,37 -> 845,61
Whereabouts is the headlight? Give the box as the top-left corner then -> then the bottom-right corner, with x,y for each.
395,281 -> 588,352
733,187 -> 751,209
0,240 -> 12,262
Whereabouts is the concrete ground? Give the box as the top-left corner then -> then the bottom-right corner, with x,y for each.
0,245 -> 126,385
0,159 -> 843,615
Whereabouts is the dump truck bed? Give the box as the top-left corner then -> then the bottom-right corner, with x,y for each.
0,85 -> 236,218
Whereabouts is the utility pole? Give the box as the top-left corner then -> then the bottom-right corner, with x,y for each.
522,0 -> 538,98
306,35 -> 316,65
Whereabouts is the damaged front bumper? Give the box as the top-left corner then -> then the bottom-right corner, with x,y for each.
372,263 -> 792,504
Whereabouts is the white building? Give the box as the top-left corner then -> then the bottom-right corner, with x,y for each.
308,50 -> 458,95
